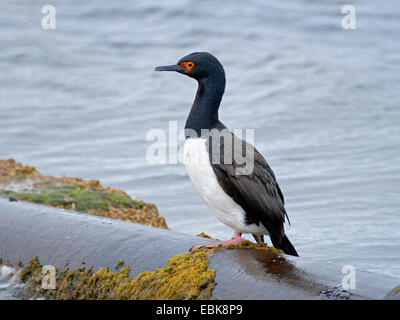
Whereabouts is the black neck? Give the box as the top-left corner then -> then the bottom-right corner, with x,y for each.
185,74 -> 225,137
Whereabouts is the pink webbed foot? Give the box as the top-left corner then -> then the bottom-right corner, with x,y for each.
190,230 -> 246,251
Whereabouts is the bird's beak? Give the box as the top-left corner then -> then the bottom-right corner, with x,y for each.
154,64 -> 186,72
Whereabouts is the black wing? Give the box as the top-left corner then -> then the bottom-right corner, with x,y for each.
207,129 -> 288,241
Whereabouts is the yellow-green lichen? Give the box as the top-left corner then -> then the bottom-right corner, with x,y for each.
128,251 -> 215,300
115,259 -> 125,270
223,240 -> 284,254
19,257 -> 43,283
18,251 -> 216,300
0,258 -> 12,267
195,233 -> 284,254
196,232 -> 215,239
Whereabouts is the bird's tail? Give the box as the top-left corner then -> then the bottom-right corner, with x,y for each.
271,234 -> 299,257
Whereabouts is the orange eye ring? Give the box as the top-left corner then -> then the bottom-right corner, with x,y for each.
180,61 -> 195,72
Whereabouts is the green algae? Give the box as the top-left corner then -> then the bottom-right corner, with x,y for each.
129,251 -> 216,300
0,159 -> 168,229
195,232 -> 284,254
115,259 -> 125,270
18,252 -> 216,300
0,183 -> 144,212
224,239 -> 284,254
0,258 -> 12,267
196,232 -> 216,239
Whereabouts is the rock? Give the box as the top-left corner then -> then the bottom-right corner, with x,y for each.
0,159 -> 167,229
1,198 -> 399,300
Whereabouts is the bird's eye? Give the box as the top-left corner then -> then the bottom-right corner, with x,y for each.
180,61 -> 195,72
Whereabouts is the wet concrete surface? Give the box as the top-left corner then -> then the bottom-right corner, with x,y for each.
210,249 -> 325,299
0,198 -> 399,299
382,285 -> 400,300
0,198 -> 210,277
210,248 -> 400,299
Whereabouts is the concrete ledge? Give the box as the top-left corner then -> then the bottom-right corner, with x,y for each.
0,198 -> 399,299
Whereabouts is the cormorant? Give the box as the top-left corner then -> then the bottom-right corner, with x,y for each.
155,52 -> 298,256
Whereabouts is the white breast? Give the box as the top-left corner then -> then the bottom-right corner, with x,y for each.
183,137 -> 268,235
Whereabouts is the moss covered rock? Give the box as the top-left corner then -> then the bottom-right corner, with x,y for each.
17,251 -> 216,300
0,159 -> 167,229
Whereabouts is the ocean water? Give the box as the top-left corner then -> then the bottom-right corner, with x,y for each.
0,0 -> 399,298
0,266 -> 21,299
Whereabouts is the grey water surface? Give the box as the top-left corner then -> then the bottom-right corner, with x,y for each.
0,0 -> 399,298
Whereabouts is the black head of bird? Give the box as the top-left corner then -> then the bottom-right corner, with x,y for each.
155,52 -> 226,135
155,52 -> 225,83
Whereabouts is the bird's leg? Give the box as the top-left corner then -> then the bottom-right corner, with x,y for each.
230,229 -> 246,244
190,229 -> 246,251
252,234 -> 264,243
